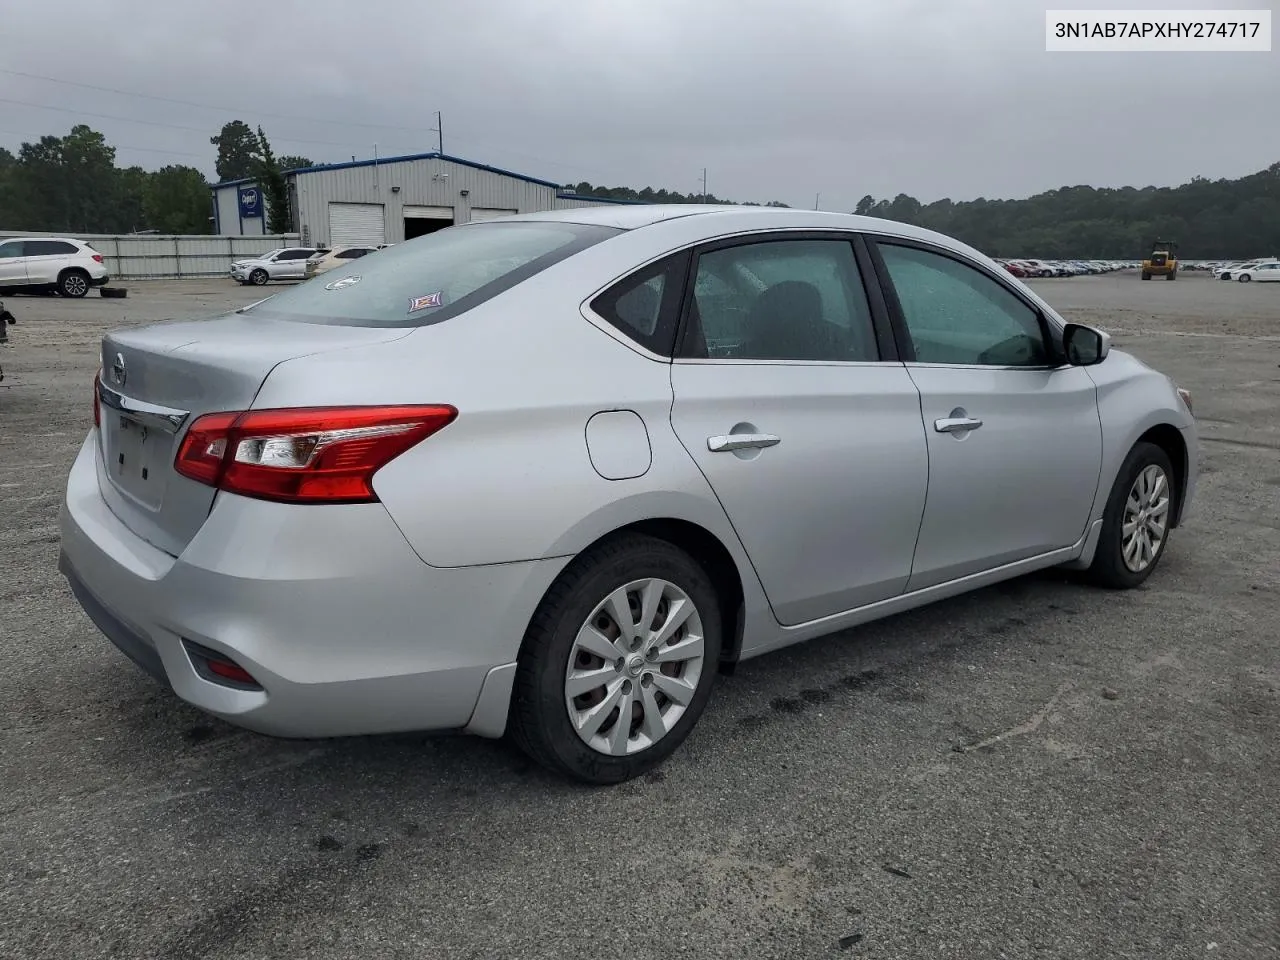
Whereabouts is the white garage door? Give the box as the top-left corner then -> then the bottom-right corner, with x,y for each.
404,205 -> 454,221
469,208 -> 518,222
328,203 -> 386,247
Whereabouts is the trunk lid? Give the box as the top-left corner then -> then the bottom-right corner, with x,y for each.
96,313 -> 410,556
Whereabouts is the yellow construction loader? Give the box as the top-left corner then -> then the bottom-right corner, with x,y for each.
1141,241 -> 1178,280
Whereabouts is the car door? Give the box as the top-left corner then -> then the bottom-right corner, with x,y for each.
869,238 -> 1103,591
668,234 -> 929,626
1255,263 -> 1280,282
26,239 -> 80,284
277,249 -> 311,279
21,239 -> 60,285
0,240 -> 27,286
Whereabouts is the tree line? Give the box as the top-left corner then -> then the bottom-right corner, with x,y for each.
1,121 -> 1276,257
567,181 -> 792,208
0,122 -> 310,236
852,162 -> 1280,259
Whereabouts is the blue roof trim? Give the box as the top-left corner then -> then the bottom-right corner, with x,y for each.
556,193 -> 646,205
285,151 -> 566,188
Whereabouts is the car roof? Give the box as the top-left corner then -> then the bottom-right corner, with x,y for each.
485,204 -> 978,254
3,236 -> 84,243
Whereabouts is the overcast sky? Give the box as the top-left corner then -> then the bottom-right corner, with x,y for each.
1,0 -> 1276,211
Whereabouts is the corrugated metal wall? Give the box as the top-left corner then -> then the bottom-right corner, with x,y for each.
211,160 -> 620,242
292,158 -> 609,246
0,232 -> 301,279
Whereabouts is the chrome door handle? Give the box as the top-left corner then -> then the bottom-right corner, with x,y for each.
707,433 -> 781,452
934,416 -> 983,434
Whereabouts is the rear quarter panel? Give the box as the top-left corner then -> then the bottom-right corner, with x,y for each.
249,254 -> 756,575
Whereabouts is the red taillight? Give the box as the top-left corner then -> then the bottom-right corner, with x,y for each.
93,369 -> 101,428
174,405 -> 457,504
91,254 -> 104,264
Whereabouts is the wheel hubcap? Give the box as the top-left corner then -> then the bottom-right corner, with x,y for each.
67,276 -> 86,295
1122,464 -> 1170,573
564,577 -> 705,757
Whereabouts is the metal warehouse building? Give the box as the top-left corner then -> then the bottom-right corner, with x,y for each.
211,152 -> 625,248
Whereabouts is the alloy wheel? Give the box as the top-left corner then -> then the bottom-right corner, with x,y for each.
564,578 -> 705,756
1122,464 -> 1170,573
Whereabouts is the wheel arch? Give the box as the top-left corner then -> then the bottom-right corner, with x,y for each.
1135,423 -> 1189,527
538,517 -> 748,674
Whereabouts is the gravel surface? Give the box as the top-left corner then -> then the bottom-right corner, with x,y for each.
1,272 -> 1277,960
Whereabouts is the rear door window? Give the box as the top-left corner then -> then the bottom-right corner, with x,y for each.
681,238 -> 879,361
24,240 -> 78,256
247,221 -> 620,327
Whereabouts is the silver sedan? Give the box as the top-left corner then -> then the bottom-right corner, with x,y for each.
60,206 -> 1197,784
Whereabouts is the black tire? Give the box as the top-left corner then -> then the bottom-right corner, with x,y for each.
1238,273 -> 1251,283
1141,272 -> 1151,280
59,269 -> 90,298
1167,271 -> 1176,280
249,268 -> 269,286
509,534 -> 723,785
1087,441 -> 1177,590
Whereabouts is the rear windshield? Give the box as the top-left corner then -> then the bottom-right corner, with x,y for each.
244,221 -> 621,327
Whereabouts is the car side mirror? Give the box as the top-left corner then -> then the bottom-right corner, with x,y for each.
1063,323 -> 1110,366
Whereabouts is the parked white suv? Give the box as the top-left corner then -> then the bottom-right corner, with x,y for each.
0,237 -> 110,298
229,248 -> 320,285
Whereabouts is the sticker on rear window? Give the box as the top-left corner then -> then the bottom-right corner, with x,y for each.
408,292 -> 443,312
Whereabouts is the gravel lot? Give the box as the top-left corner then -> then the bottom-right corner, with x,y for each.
1,272 -> 1277,960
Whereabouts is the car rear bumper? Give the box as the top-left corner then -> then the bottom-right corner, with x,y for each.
59,432 -> 566,739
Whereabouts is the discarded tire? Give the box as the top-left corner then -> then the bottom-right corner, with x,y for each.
99,287 -> 128,298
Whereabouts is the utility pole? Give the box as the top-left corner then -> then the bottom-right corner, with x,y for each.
814,192 -> 821,210
700,168 -> 707,203
435,111 -> 444,154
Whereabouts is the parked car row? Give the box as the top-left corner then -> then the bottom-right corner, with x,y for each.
229,244 -> 392,285
996,259 -> 1134,278
1207,258 -> 1280,281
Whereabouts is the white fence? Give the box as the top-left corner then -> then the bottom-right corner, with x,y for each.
0,232 -> 303,280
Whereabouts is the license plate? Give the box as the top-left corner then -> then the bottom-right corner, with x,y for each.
107,415 -> 163,507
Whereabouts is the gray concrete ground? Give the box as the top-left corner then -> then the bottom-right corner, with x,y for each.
1,273 -> 1277,960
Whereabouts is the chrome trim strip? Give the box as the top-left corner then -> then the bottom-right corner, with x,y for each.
97,381 -> 190,434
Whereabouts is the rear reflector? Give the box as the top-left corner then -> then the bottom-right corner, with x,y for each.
174,405 -> 457,504
207,659 -> 257,685
183,639 -> 263,690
